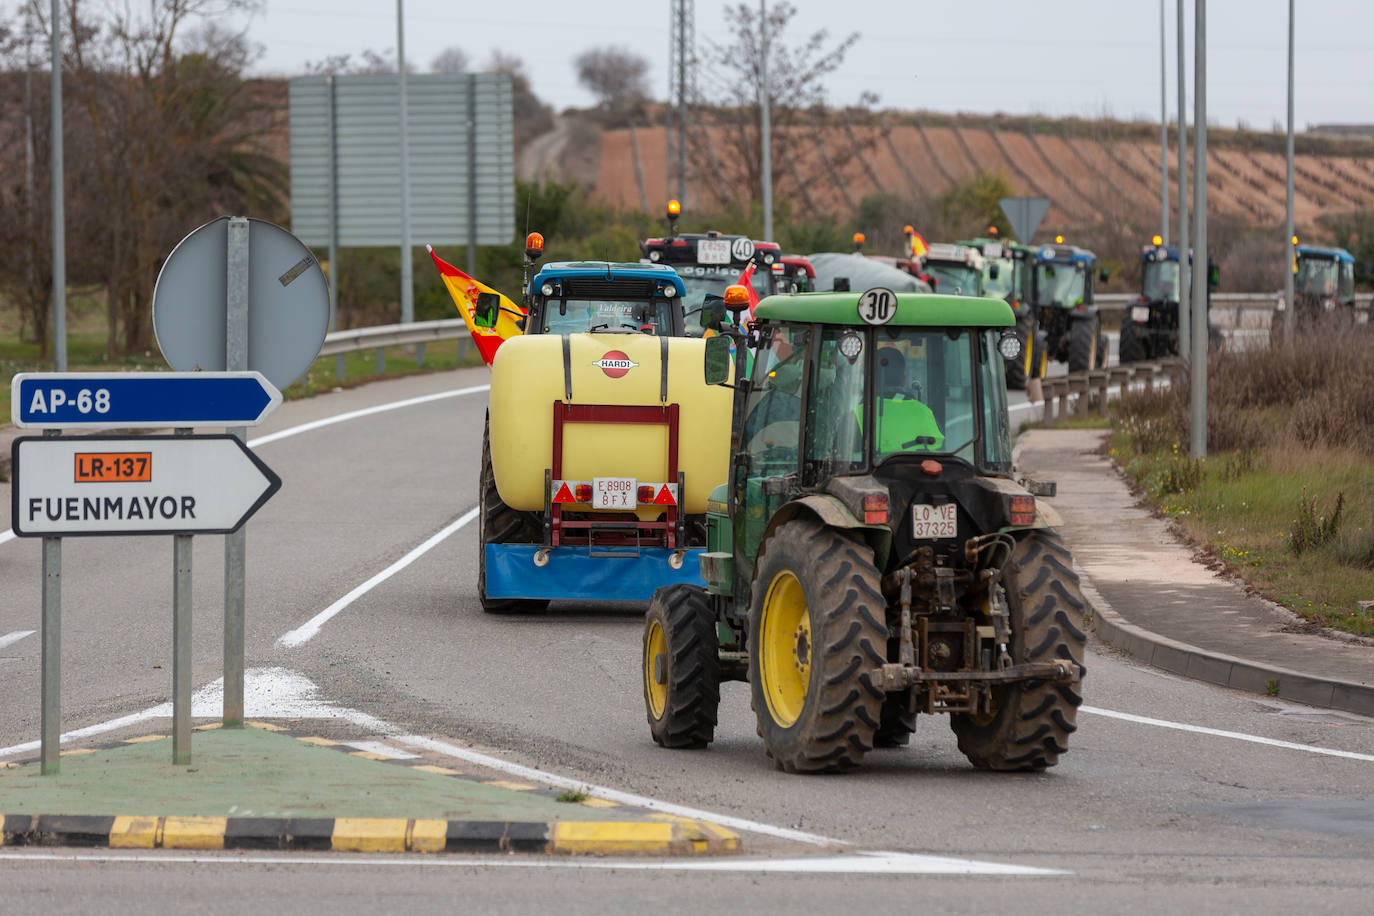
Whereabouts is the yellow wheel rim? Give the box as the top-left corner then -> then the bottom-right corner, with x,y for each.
1023,334 -> 1034,375
644,618 -> 667,719
1037,347 -> 1048,378
759,570 -> 811,727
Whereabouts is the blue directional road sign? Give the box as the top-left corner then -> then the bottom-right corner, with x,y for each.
10,371 -> 283,429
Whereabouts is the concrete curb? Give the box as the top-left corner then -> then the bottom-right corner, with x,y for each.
1079,572 -> 1374,718
0,813 -> 740,856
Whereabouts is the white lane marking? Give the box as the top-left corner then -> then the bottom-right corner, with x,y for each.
275,506 -> 480,648
0,383 -> 491,545
247,384 -> 489,448
0,630 -> 36,650
1081,706 -> 1374,763
0,667 -> 391,761
0,851 -> 1064,875
342,740 -> 420,759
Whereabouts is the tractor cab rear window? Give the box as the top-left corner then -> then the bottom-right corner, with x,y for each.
540,299 -> 677,335
924,263 -> 983,297
1034,262 -> 1086,307
982,258 -> 1016,299
803,327 -> 989,479
1142,259 -> 1181,302
1296,258 -> 1350,297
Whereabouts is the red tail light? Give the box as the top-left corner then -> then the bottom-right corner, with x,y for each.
575,484 -> 593,502
863,493 -> 888,525
1009,495 -> 1036,526
637,485 -> 654,503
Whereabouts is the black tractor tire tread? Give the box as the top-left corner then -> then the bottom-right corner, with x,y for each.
644,584 -> 721,749
874,692 -> 917,748
749,519 -> 887,773
950,530 -> 1087,771
1119,320 -> 1146,363
479,414 -> 549,615
1068,315 -> 1100,373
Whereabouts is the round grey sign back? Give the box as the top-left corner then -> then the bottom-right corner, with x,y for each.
153,216 -> 331,390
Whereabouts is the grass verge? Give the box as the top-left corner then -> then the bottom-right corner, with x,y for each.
1111,321 -> 1374,636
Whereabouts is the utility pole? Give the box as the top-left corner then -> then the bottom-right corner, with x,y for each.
50,0 -> 66,371
397,0 -> 413,325
1283,0 -> 1295,334
1159,0 -> 1169,245
1190,0 -> 1208,459
759,0 -> 773,242
1176,0 -> 1190,362
667,0 -> 694,206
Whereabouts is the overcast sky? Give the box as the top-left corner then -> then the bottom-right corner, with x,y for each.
237,0 -> 1367,130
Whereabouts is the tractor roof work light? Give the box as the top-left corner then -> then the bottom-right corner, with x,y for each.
852,232 -> 866,251
723,284 -> 751,312
666,199 -> 681,237
1055,235 -> 1065,244
525,232 -> 545,262
988,226 -> 999,236
1152,234 -> 1163,246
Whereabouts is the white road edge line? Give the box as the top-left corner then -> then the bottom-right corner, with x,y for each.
0,851 -> 1065,875
1080,705 -> 1374,762
0,383 -> 491,545
0,630 -> 36,650
275,507 -> 480,648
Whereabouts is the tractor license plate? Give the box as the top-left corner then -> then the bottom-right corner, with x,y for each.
1132,305 -> 1150,322
593,476 -> 637,510
911,503 -> 958,539
696,239 -> 731,264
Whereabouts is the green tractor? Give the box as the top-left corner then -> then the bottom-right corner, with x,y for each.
641,288 -> 1087,772
960,236 -> 1038,389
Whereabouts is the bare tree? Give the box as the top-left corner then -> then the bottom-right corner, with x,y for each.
574,45 -> 648,108
689,2 -> 882,210
429,46 -> 467,74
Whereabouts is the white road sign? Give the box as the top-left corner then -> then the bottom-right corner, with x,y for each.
11,435 -> 281,537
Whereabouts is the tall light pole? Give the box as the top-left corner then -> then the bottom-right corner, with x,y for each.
397,0 -> 413,325
1176,0 -> 1190,362
50,0 -> 66,371
1283,0 -> 1295,334
1159,0 -> 1169,245
759,0 -> 773,242
1189,0 -> 1208,459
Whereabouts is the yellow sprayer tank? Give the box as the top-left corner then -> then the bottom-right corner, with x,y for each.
488,333 -> 731,516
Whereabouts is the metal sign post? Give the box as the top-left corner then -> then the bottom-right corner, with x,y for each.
225,218 -> 249,728
40,431 -> 60,775
173,427 -> 193,764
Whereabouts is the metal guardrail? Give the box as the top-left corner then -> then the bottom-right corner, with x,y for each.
1038,358 -> 1185,426
319,318 -> 473,377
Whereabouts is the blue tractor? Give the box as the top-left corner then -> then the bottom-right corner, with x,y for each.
1029,243 -> 1109,373
1290,245 -> 1356,323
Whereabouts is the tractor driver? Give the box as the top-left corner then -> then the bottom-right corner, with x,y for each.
873,346 -> 944,454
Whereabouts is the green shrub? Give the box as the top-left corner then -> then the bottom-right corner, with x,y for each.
1289,488 -> 1345,556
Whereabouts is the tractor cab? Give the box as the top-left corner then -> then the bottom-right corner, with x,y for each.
920,243 -> 986,297
641,200 -> 786,337
521,262 -> 687,337
1030,243 -> 1108,372
1294,245 -> 1356,317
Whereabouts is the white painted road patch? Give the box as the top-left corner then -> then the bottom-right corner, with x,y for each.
0,630 -> 36,650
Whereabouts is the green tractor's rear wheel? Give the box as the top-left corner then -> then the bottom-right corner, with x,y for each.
748,519 -> 886,773
1068,314 -> 1101,373
643,584 -> 721,749
950,530 -> 1087,770
478,414 -> 550,615
1004,308 -> 1036,390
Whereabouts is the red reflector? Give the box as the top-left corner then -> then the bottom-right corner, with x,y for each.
1010,495 -> 1035,514
1011,513 -> 1036,526
575,484 -> 593,502
654,485 -> 677,505
637,485 -> 654,503
671,239 -> 689,246
864,510 -> 888,524
553,482 -> 575,503
862,494 -> 888,511
920,460 -> 942,476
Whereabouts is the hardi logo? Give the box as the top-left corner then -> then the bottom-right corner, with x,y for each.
592,350 -> 639,378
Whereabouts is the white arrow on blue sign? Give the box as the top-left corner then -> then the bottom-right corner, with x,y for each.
10,372 -> 282,429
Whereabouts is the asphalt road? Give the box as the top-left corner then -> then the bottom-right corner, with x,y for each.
3,362 -> 1374,913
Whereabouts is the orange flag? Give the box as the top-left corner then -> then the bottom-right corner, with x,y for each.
735,262 -> 762,316
427,246 -> 525,365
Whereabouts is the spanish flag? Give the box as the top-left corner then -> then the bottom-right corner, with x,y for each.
735,262 -> 762,316
908,229 -> 930,260
428,246 -> 525,365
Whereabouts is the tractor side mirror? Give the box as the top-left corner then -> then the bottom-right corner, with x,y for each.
704,335 -> 733,386
473,292 -> 500,328
1099,268 -> 1110,283
833,277 -> 850,292
700,299 -> 727,331
988,263 -> 1000,280
1021,478 -> 1057,498
1208,262 -> 1221,288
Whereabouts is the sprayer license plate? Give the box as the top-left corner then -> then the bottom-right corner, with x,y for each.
1132,306 -> 1150,322
593,477 -> 637,510
912,503 -> 957,539
697,239 -> 731,264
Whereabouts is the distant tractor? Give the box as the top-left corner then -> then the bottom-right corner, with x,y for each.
1030,242 -> 1109,373
641,287 -> 1087,772
1290,244 -> 1356,323
961,235 -> 1037,389
477,260 -> 732,613
920,243 -> 986,297
1119,238 -> 1221,362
